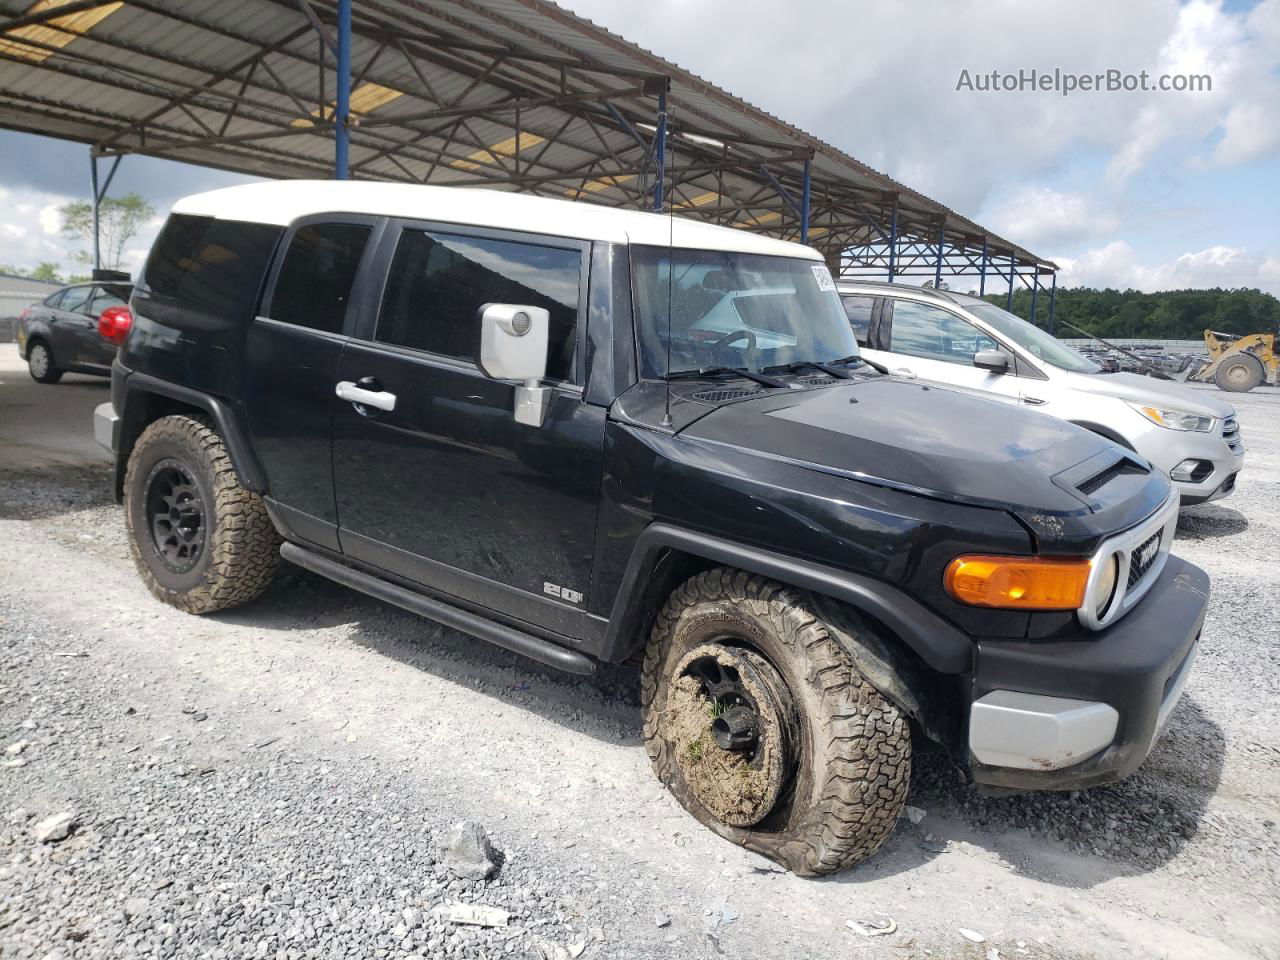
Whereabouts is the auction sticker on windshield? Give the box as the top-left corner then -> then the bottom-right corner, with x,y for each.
811,264 -> 836,291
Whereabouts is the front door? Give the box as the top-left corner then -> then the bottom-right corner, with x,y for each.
866,299 -> 1024,405
331,222 -> 606,640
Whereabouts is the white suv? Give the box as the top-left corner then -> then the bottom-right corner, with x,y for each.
839,282 -> 1245,505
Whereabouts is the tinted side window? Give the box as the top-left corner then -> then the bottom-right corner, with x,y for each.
43,290 -> 65,308
378,229 -> 581,381
841,295 -> 875,345
270,223 -> 372,334
142,214 -> 281,324
888,301 -> 998,365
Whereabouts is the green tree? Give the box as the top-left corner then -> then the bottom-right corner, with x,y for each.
59,192 -> 155,272
28,262 -> 65,284
0,262 -> 65,284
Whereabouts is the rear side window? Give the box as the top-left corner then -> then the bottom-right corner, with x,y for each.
58,286 -> 92,313
269,223 -> 372,334
841,295 -> 875,345
43,290 -> 65,308
377,229 -> 581,382
142,213 -> 281,323
85,285 -> 128,317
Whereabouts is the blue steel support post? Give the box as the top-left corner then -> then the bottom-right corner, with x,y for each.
1006,253 -> 1015,310
653,91 -> 667,212
887,196 -> 898,283
934,221 -> 944,287
1030,274 -> 1039,325
334,0 -> 351,179
1048,271 -> 1058,335
89,152 -> 100,273
979,236 -> 988,296
800,157 -> 811,244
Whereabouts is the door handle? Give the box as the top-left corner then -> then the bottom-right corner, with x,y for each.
335,380 -> 397,412
893,367 -> 916,379
1022,395 -> 1047,406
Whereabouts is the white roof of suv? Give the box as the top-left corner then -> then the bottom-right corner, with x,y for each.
172,180 -> 819,260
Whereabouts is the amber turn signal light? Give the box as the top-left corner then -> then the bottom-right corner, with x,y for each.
944,555 -> 1090,611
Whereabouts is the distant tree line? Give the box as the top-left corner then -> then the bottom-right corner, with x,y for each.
979,287 -> 1280,340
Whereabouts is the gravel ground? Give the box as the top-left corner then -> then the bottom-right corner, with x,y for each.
1,346 -> 1277,960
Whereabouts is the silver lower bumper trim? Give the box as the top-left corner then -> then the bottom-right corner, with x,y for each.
969,691 -> 1119,771
93,402 -> 118,453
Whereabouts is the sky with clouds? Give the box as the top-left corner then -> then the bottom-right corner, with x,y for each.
0,0 -> 1276,294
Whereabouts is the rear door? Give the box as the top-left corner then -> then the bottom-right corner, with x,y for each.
79,284 -> 130,366
244,217 -> 381,551
330,220 -> 606,640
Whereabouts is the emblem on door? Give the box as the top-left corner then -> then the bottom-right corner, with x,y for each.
544,581 -> 584,604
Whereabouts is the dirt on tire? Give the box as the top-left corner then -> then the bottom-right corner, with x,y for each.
641,567 -> 911,876
124,414 -> 280,614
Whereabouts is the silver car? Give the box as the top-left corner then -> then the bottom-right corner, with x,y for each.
839,282 -> 1244,505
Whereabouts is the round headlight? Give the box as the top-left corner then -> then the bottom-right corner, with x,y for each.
1093,554 -> 1120,620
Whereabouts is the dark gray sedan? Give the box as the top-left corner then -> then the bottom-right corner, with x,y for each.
16,281 -> 132,383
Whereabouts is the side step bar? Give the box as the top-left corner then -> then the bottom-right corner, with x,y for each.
279,542 -> 597,676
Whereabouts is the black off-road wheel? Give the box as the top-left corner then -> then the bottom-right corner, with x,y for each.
641,568 -> 911,876
27,339 -> 62,384
124,414 -> 280,614
1214,354 -> 1264,393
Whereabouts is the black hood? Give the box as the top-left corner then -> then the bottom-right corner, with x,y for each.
679,378 -> 1156,519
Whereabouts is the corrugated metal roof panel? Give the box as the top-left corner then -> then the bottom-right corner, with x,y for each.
0,0 -> 1052,271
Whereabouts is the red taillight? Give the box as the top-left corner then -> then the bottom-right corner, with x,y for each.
98,305 -> 133,345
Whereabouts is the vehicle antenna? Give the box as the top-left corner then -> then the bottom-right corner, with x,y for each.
660,95 -> 674,429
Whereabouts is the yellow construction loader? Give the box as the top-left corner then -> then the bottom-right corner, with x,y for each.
1189,329 -> 1279,393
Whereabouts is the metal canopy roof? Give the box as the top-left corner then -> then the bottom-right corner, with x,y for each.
0,0 -> 1056,291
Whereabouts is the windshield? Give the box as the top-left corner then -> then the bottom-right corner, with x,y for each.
631,246 -> 858,377
966,303 -> 1100,374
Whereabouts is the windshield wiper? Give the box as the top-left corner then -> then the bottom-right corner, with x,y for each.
763,360 -> 853,380
666,366 -> 788,389
828,354 -> 890,375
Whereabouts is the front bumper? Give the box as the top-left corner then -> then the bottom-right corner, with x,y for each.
1133,418 -> 1244,505
967,555 -> 1208,792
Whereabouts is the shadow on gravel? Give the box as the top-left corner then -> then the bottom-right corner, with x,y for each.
0,463 -> 114,521
1177,503 -> 1249,540
217,566 -> 644,745
839,697 -> 1226,889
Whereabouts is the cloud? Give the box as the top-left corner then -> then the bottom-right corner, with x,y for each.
563,0 -> 1279,210
37,204 -> 61,236
1056,241 -> 1280,294
0,185 -> 163,277
982,188 -> 1121,248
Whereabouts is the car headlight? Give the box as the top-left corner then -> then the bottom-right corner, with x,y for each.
1128,403 -> 1215,433
1090,553 -> 1120,621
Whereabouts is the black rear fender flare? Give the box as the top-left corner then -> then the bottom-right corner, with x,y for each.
113,372 -> 268,499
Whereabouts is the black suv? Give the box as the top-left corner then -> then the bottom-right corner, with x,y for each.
95,181 -> 1209,876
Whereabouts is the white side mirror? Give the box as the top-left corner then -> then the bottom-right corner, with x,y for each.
478,303 -> 551,427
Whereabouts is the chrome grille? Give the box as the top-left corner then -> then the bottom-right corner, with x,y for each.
1127,531 -> 1162,589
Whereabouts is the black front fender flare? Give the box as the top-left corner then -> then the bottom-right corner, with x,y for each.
601,523 -> 973,675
